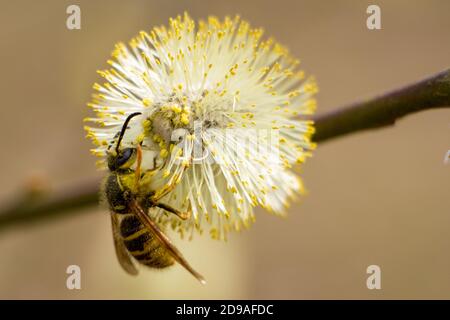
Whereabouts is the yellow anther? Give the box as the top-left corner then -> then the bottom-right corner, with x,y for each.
180,113 -> 189,125
142,98 -> 152,107
160,148 -> 169,158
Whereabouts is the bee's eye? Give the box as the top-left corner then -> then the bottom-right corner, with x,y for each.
116,148 -> 134,167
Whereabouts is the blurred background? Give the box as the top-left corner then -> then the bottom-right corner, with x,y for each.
0,0 -> 449,299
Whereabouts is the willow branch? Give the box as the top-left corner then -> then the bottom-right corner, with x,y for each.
0,179 -> 100,232
313,68 -> 450,142
0,69 -> 449,231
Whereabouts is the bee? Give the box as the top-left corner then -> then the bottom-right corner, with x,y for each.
104,112 -> 205,284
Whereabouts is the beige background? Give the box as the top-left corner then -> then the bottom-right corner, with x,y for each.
0,0 -> 449,299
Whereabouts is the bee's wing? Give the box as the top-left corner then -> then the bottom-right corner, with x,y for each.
129,198 -> 206,284
110,213 -> 139,276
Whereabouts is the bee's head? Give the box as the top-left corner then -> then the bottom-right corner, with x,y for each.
107,112 -> 142,172
107,147 -> 137,171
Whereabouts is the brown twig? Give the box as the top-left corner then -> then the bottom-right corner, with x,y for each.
0,69 -> 449,232
0,179 -> 100,232
313,68 -> 450,142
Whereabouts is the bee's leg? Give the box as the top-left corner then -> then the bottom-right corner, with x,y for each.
134,144 -> 142,190
155,202 -> 191,220
151,162 -> 189,202
150,181 -> 178,203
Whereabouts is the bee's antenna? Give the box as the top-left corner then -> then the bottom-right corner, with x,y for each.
116,112 -> 142,152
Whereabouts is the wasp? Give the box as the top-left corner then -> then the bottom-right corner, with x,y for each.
104,112 -> 205,284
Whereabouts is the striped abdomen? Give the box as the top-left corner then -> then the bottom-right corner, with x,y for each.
118,213 -> 174,268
